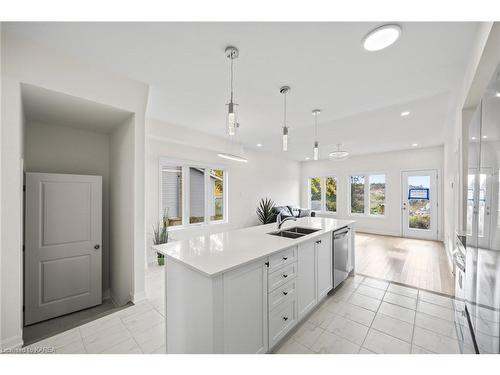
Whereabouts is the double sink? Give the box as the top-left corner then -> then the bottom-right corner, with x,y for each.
268,226 -> 320,239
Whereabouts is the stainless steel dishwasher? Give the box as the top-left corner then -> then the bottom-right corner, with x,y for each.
333,227 -> 350,288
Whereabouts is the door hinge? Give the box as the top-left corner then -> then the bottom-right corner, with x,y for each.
265,261 -> 269,268
23,185 -> 26,192
22,245 -> 25,252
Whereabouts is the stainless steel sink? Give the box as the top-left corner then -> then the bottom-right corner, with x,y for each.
268,227 -> 320,239
284,227 -> 320,235
268,230 -> 305,239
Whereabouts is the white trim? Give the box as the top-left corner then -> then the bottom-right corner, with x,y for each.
307,175 -> 338,214
347,173 -> 387,218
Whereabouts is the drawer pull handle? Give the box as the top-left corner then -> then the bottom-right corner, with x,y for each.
283,316 -> 289,321
316,240 -> 322,244
282,291 -> 288,296
282,257 -> 288,261
282,274 -> 288,278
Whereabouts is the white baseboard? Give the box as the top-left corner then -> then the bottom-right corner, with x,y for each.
131,290 -> 147,304
102,288 -> 111,301
0,334 -> 23,351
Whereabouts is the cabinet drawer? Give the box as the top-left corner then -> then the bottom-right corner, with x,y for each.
268,262 -> 297,292
269,298 -> 297,349
269,278 -> 296,311
269,247 -> 297,273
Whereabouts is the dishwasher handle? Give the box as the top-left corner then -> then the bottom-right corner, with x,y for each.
334,230 -> 349,239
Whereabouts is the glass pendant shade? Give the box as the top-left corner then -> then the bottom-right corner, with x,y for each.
313,141 -> 319,160
282,126 -> 288,151
226,102 -> 237,136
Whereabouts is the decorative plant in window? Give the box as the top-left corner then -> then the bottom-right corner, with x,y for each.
152,209 -> 169,266
256,197 -> 276,224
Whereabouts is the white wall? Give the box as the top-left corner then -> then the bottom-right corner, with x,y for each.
300,146 -> 444,238
24,121 -> 112,294
146,119 -> 301,263
0,32 -> 149,349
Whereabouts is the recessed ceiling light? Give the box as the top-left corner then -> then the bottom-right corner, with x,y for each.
305,157 -> 310,161
495,91 -> 500,98
471,137 -> 477,140
256,143 -> 262,147
482,135 -> 488,139
363,24 -> 402,51
401,111 -> 410,117
412,143 -> 418,147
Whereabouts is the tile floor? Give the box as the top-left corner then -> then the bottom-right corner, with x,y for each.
274,275 -> 471,354
25,263 -> 166,354
26,264 -> 468,354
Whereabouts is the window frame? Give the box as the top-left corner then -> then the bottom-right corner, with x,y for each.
308,175 -> 338,215
348,172 -> 386,217
159,158 -> 229,230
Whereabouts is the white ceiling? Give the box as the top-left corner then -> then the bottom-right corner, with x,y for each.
21,84 -> 133,133
5,22 -> 480,160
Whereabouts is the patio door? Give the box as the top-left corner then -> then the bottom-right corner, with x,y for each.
401,170 -> 438,240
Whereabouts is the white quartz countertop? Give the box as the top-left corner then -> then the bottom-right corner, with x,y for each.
153,217 -> 354,277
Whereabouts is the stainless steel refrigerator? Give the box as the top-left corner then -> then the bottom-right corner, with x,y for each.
462,64 -> 500,354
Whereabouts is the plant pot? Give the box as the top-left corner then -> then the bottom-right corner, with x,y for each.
157,254 -> 165,266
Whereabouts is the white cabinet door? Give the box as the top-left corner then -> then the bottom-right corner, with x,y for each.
223,259 -> 268,353
297,241 -> 316,319
315,234 -> 332,300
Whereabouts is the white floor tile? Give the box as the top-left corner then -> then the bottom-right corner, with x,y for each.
122,309 -> 164,335
79,315 -> 122,339
151,345 -> 166,354
348,292 -> 382,312
132,322 -> 166,354
414,312 -> 457,339
331,288 -> 354,302
362,329 -> 411,354
336,301 -> 376,327
311,331 -> 360,354
358,347 -> 376,354
34,328 -> 82,350
416,300 -> 455,322
412,326 -> 461,354
378,302 -> 415,324
418,290 -> 455,309
102,337 -> 142,354
361,277 -> 389,291
307,305 -> 336,328
387,284 -> 418,299
411,344 -> 434,354
275,340 -> 314,354
356,285 -> 386,300
82,321 -> 132,354
324,314 -> 369,345
371,313 -> 414,343
383,292 -> 417,310
291,321 -> 324,349
55,338 -> 87,354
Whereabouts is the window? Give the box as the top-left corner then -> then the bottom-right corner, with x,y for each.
159,159 -> 227,228
310,177 -> 322,210
349,174 -> 386,216
160,165 -> 183,227
210,169 -> 224,221
369,175 -> 386,216
325,177 -> 337,212
350,175 -> 365,214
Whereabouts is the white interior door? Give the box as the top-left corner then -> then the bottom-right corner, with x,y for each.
402,170 -> 438,240
25,173 -> 102,325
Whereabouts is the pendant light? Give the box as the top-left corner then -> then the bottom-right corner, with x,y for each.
280,86 -> 291,151
312,109 -> 321,160
329,144 -> 349,160
225,46 -> 239,136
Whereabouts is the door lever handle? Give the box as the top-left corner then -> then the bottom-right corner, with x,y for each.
94,244 -> 100,250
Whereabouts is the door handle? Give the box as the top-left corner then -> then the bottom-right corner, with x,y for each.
94,244 -> 100,250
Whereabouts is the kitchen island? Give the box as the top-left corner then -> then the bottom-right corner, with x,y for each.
153,216 -> 355,353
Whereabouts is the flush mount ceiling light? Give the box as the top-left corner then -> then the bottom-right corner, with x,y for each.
412,143 -> 418,147
280,86 -> 291,151
496,91 -> 500,98
329,144 -> 349,160
312,109 -> 321,160
217,152 -> 248,163
363,24 -> 402,51
401,111 -> 410,117
225,46 -> 239,136
256,143 -> 262,147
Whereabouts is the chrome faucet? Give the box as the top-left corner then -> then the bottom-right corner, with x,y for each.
277,212 -> 297,230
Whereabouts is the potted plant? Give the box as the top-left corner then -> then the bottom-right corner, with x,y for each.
152,210 -> 169,266
256,197 -> 276,224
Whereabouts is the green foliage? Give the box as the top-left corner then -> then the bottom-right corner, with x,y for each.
310,177 -> 321,201
325,177 -> 337,212
409,215 -> 430,229
256,198 -> 276,224
152,209 -> 169,245
350,182 -> 364,213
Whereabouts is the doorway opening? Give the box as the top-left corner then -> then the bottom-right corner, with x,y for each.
21,84 -> 136,345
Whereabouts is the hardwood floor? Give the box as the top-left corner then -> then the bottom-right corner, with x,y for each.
355,232 -> 455,296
